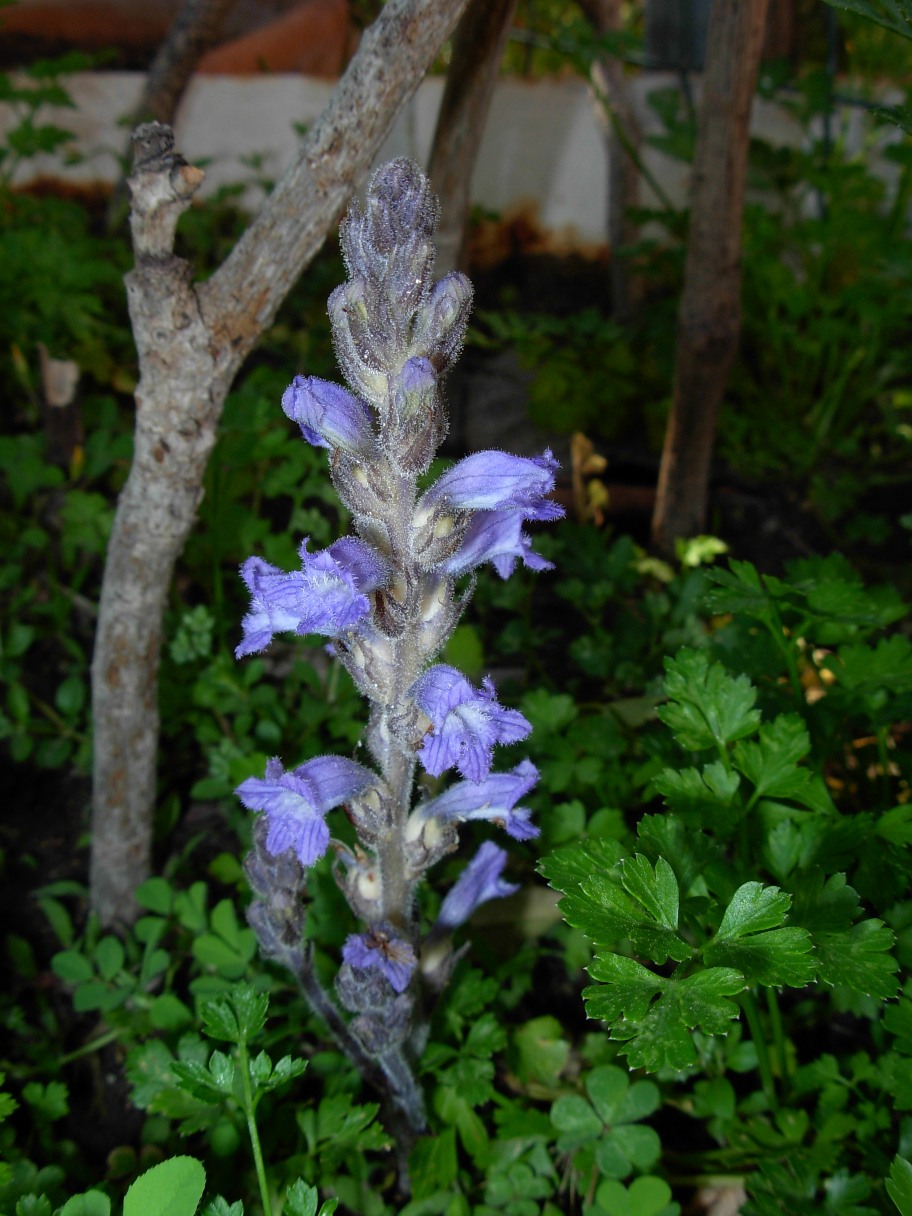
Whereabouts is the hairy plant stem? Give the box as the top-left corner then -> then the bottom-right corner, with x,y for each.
284,939 -> 426,1147
376,742 -> 418,930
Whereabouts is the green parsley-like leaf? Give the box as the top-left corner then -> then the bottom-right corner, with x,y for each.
819,0 -> 912,40
717,882 -> 792,938
829,635 -> 912,697
806,576 -> 907,638
584,954 -> 665,1023
704,927 -> 816,988
704,882 -> 815,987
562,861 -> 690,965
637,815 -> 720,897
408,1128 -> 458,1203
789,873 -> 899,999
200,984 -> 267,1045
815,918 -> 899,1000
619,855 -> 679,930
789,871 -> 860,935
704,560 -> 778,624
170,1059 -> 228,1105
653,763 -> 742,826
887,1155 -> 912,1216
876,805 -> 912,848
658,649 -> 761,752
284,1178 -> 339,1216
732,714 -> 815,802
538,838 -> 627,895
585,955 -> 745,1072
201,1198 -> 243,1216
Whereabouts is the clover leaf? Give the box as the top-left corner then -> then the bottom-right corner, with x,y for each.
551,1065 -> 661,1180
590,1174 -> 680,1216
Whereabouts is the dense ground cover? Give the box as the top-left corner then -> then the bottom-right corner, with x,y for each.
1,50 -> 911,1216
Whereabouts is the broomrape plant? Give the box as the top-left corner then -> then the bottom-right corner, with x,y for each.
234,160 -> 562,1138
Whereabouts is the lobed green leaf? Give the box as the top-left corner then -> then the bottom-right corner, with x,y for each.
658,649 -> 761,752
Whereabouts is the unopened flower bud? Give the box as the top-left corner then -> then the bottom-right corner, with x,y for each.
282,376 -> 375,455
365,158 -> 439,252
385,356 -> 445,474
394,356 -> 437,421
411,272 -> 473,371
328,281 -> 389,402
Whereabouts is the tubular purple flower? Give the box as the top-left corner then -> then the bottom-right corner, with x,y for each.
236,536 -> 389,658
236,755 -> 376,868
436,841 -> 519,930
423,449 -> 561,515
419,759 -> 540,841
281,375 -> 374,454
342,924 -> 417,993
411,665 -> 532,783
443,508 -> 557,579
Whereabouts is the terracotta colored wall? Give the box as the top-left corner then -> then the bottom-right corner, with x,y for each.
1,0 -> 354,76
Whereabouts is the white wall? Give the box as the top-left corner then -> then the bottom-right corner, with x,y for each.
0,70 -> 900,246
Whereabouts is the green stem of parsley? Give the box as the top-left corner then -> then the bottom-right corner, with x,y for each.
765,986 -> 790,1087
237,1038 -> 273,1216
740,988 -> 779,1111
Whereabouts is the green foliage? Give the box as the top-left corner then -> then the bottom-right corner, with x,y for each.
888,1157 -> 912,1215
538,555 -> 907,1211
2,43 -> 911,1216
122,1157 -> 205,1216
551,1065 -> 661,1178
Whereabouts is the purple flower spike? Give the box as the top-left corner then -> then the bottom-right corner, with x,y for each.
437,841 -> 520,930
420,759 -> 540,840
342,924 -> 417,993
425,449 -> 562,516
236,536 -> 389,657
411,665 -> 532,782
236,755 -> 375,868
443,508 -> 556,579
281,376 -> 374,454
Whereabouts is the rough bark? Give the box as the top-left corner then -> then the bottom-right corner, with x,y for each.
426,0 -> 517,277
90,0 -> 471,929
107,0 -> 235,227
577,0 -> 644,320
650,0 -> 771,555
